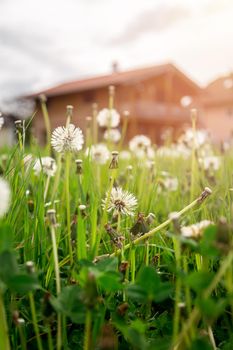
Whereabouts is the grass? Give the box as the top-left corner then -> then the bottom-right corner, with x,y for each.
0,94 -> 233,350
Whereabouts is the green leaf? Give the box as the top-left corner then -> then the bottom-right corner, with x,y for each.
136,266 -> 160,296
126,284 -> 147,302
0,223 -> 14,253
97,271 -> 123,292
197,297 -> 226,320
50,285 -> 86,324
199,225 -> 219,258
7,273 -> 40,294
0,251 -> 18,283
185,271 -> 214,293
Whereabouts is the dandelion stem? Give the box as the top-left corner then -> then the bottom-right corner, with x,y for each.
29,292 -> 43,350
83,310 -> 92,350
110,188 -> 211,257
0,291 -> 11,350
65,151 -> 73,265
44,175 -> 51,201
40,96 -> 51,154
175,250 -> 233,348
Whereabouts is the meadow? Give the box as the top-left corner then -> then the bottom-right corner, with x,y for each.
0,87 -> 233,350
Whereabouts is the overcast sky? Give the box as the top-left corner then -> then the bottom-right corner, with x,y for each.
0,0 -> 233,100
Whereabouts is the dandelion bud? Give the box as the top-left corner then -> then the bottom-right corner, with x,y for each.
123,110 -> 130,118
25,261 -> 35,274
146,212 -> 156,225
75,159 -> 83,174
117,302 -> 129,316
86,116 -> 92,125
27,199 -> 34,213
198,187 -> 212,203
66,105 -> 74,117
190,108 -> 197,122
109,85 -> 115,97
126,165 -> 133,173
119,261 -> 129,275
15,119 -> 23,132
39,94 -> 47,103
109,151 -> 119,169
79,204 -> 87,217
47,209 -> 57,226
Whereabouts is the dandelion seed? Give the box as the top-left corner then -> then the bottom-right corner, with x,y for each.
97,108 -> 120,128
163,177 -> 178,191
86,144 -> 110,164
178,128 -> 209,149
0,177 -> 11,217
102,187 -> 137,216
51,124 -> 84,153
33,157 -> 57,177
109,151 -> 119,169
104,128 -> 121,143
181,220 -> 213,239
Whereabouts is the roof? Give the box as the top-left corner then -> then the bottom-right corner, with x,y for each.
201,74 -> 233,106
28,63 -> 200,98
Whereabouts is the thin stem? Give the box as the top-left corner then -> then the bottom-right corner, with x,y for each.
51,154 -> 62,201
65,151 -> 73,265
40,97 -> 51,154
0,291 -> 11,350
29,292 -> 43,350
190,109 -> 197,201
83,310 -> 92,350
172,237 -> 182,344
110,191 -> 210,257
50,225 -> 61,295
44,176 -> 51,201
176,251 -> 233,348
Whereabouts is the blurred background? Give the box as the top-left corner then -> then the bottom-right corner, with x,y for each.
0,0 -> 233,145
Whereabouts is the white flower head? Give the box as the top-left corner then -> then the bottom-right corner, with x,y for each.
86,144 -> 110,164
163,177 -> 178,191
97,108 -> 120,128
33,157 -> 57,177
102,187 -> 137,216
179,129 -> 209,149
0,178 -> 11,217
199,156 -> 221,171
51,124 -> 84,153
0,116 -> 4,130
181,220 -> 213,239
103,128 -> 121,143
119,150 -> 131,161
129,135 -> 152,158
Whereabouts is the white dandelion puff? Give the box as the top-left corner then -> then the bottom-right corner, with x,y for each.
102,187 -> 137,216
97,108 -> 120,128
51,124 -> 84,153
33,157 -> 57,177
181,220 -> 213,239
119,150 -> 131,161
103,128 -> 121,143
199,156 -> 221,171
129,135 -> 152,158
0,178 -> 11,217
86,144 -> 110,164
0,116 -> 4,130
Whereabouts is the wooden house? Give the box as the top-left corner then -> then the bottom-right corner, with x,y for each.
28,63 -> 201,144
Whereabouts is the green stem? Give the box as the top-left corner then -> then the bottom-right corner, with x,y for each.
172,237 -> 181,344
40,98 -> 51,154
83,310 -> 92,350
65,151 -> 73,265
176,251 -> 233,348
29,292 -> 43,350
0,291 -> 11,350
110,192 -> 209,257
51,154 -> 62,201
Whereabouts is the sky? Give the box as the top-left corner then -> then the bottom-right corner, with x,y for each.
0,0 -> 233,101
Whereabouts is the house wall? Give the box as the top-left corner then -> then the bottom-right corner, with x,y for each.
201,103 -> 233,142
33,73 -> 199,145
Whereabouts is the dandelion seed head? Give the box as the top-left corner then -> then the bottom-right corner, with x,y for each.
86,144 -> 110,164
129,135 -> 152,158
0,178 -> 11,217
102,187 -> 137,216
181,220 -> 213,239
33,157 -> 57,177
104,128 -> 121,143
51,124 -> 84,153
97,108 -> 120,128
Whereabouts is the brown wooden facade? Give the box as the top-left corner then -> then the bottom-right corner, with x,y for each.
29,63 -> 201,144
